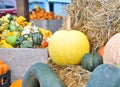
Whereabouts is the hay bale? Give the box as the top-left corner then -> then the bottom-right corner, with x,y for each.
62,0 -> 120,53
46,59 -> 91,87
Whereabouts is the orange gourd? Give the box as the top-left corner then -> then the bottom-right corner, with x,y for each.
0,60 -> 9,85
10,79 -> 22,87
0,64 -> 3,75
2,64 -> 9,74
0,60 -> 4,64
0,60 -> 9,74
98,46 -> 105,57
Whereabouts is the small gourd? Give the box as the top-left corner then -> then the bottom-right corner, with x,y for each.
81,53 -> 103,71
30,32 -> 43,45
10,79 -> 22,87
20,40 -> 34,48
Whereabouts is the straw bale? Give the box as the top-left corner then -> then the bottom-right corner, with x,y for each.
62,0 -> 120,53
47,59 -> 91,87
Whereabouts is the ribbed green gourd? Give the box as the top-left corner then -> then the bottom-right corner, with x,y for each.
81,53 -> 103,71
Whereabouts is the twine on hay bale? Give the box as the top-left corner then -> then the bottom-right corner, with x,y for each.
46,59 -> 91,87
62,0 -> 120,53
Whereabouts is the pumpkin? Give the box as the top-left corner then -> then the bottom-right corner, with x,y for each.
0,64 -> 3,75
2,64 -> 9,74
103,33 -> 120,65
0,60 -> 4,64
86,64 -> 120,87
98,45 -> 105,57
22,62 -> 65,87
48,30 -> 90,65
10,79 -> 22,87
81,53 -> 103,71
0,60 -> 9,74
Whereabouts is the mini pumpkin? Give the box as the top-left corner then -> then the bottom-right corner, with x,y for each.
81,53 -> 103,71
98,46 -> 105,57
10,79 -> 22,87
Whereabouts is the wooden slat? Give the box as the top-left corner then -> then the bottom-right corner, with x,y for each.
0,48 -> 48,82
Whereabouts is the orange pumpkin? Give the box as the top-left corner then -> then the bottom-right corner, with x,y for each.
0,64 -> 3,75
10,79 -> 22,87
98,46 -> 105,57
0,60 -> 4,64
2,64 -> 9,74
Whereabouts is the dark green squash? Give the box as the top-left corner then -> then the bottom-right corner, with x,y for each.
16,35 -> 26,46
16,34 -> 33,47
20,40 -> 34,48
81,53 -> 103,71
86,64 -> 120,87
22,62 -> 65,87
30,32 -> 43,45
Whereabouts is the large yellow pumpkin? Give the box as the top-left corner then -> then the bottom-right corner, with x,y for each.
48,30 -> 90,65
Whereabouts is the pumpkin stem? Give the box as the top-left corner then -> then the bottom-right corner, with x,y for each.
66,15 -> 71,31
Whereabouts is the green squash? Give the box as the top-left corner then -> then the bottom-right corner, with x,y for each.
16,34 -> 33,47
81,53 -> 103,71
5,13 -> 13,20
86,64 -> 120,87
30,32 -> 43,45
9,21 -> 18,31
20,40 -> 34,48
16,35 -> 26,47
7,32 -> 19,46
22,62 -> 65,87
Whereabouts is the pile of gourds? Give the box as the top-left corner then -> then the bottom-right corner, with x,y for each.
0,14 -> 52,48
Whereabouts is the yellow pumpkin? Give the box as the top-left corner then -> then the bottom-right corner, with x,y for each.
10,79 -> 22,87
48,30 -> 90,65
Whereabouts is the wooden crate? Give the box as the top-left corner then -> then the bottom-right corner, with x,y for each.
30,19 -> 63,33
0,48 -> 48,82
